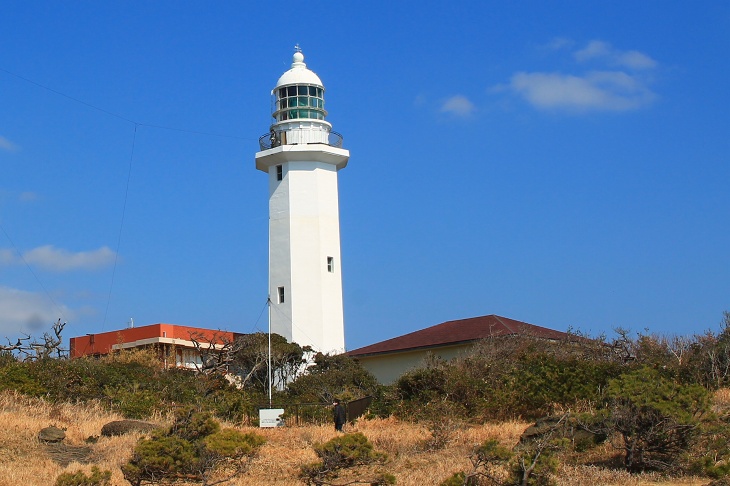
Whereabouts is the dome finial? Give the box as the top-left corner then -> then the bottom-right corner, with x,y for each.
292,44 -> 305,68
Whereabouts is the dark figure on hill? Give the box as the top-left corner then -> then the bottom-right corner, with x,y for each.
333,398 -> 346,432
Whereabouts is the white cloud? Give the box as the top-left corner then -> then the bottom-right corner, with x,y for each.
440,95 -> 476,117
617,50 -> 658,70
542,37 -> 574,51
23,245 -> 116,271
0,286 -> 73,335
573,40 -> 612,62
0,245 -> 116,271
0,136 -> 19,152
495,39 -> 658,113
506,71 -> 655,112
574,40 -> 657,70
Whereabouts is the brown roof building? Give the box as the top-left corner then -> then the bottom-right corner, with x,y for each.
347,314 -> 570,384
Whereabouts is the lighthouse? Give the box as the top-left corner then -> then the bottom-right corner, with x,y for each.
255,48 -> 349,354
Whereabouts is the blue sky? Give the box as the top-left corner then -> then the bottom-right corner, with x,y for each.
1,1 -> 728,351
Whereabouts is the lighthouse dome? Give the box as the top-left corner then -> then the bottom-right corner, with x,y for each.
276,51 -> 323,88
271,48 -> 329,128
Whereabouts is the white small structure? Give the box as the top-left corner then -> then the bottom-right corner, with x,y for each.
255,48 -> 349,354
258,408 -> 285,428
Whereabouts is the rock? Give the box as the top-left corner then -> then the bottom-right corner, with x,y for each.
46,443 -> 93,466
38,425 -> 66,443
101,419 -> 158,437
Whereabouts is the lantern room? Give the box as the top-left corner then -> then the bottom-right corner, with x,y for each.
261,48 -> 341,149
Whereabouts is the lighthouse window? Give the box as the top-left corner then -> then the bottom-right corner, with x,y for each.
278,286 -> 285,304
275,85 -> 325,121
327,256 -> 334,273
276,165 -> 283,181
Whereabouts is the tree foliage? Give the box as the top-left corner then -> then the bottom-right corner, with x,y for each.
391,336 -> 622,421
232,332 -> 307,392
122,408 -> 264,485
299,432 -> 393,486
0,349 -> 250,421
597,367 -> 710,472
287,353 -> 379,404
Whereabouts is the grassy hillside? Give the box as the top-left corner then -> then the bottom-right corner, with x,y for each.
0,390 -> 715,486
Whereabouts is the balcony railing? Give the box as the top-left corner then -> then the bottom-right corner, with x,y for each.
258,130 -> 344,151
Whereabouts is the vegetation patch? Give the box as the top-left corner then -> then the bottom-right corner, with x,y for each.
122,407 -> 264,485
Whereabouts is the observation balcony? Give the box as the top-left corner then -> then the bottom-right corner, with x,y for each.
259,129 -> 343,151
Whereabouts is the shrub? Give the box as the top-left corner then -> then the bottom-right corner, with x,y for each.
288,353 -> 379,404
471,439 -> 513,485
392,338 -> 622,422
122,408 -> 264,485
107,388 -> 160,419
300,432 -> 390,485
440,472 -> 469,486
508,437 -> 566,486
601,366 -> 710,472
122,434 -> 198,484
54,466 -> 111,486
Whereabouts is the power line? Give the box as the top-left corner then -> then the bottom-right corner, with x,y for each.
0,67 -> 136,125
250,298 -> 271,334
102,123 -> 138,331
0,66 -> 255,141
1,66 -> 259,330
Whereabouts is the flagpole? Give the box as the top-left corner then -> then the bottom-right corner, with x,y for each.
268,297 -> 272,408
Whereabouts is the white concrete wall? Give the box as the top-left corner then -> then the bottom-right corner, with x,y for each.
267,158 -> 345,354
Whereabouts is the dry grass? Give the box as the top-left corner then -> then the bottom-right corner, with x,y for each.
713,387 -> 730,416
0,391 -> 147,486
0,390 -> 720,486
231,417 -> 529,486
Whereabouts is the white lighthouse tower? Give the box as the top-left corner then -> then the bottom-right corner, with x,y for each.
255,48 -> 349,354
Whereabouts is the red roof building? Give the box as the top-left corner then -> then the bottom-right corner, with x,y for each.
347,315 -> 571,384
70,323 -> 240,369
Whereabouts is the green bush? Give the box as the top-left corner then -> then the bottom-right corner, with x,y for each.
0,363 -> 47,396
170,407 -> 220,441
300,432 -> 389,485
392,339 -> 622,422
601,367 -> 710,472
54,466 -> 111,486
0,353 -> 252,422
107,388 -> 160,419
122,408 -> 264,485
439,471 -> 468,486
440,439 -> 514,486
203,429 -> 266,458
287,353 -> 379,405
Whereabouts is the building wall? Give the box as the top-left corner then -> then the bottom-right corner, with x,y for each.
69,324 -> 235,359
353,343 -> 471,385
